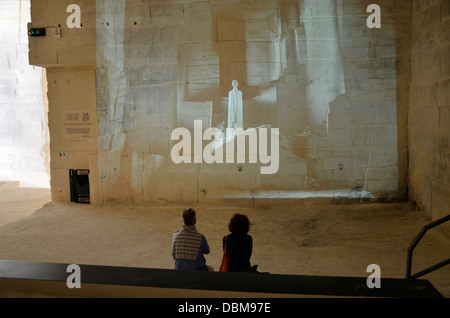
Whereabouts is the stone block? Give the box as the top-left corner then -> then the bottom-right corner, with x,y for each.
260,173 -> 307,191
373,126 -> 398,146
185,2 -> 211,26
218,19 -> 245,42
351,128 -> 365,145
28,49 -> 58,66
130,64 -> 177,85
160,45 -> 179,64
126,26 -> 160,46
366,149 -> 398,168
443,0 -> 450,19
125,4 -> 151,26
324,157 -> 354,171
58,47 -> 96,65
217,42 -> 247,63
144,172 -> 197,204
328,113 -> 347,129
50,168 -> 71,202
50,151 -> 90,170
441,107 -> 450,161
125,129 -> 150,153
417,175 -> 433,215
419,154 -> 446,181
278,159 -> 307,175
198,172 -> 227,197
150,4 -> 184,26
366,179 -> 398,194
124,46 -> 148,66
364,167 -> 397,180
149,127 -> 169,156
341,15 -> 368,39
246,19 -> 278,42
346,109 -> 366,128
224,171 -> 257,190
436,79 -> 450,105
315,129 -> 353,148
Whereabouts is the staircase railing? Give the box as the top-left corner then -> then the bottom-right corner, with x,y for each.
406,214 -> 450,279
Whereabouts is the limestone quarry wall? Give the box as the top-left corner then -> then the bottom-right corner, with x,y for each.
408,0 -> 450,222
0,0 -> 49,187
27,0 -> 415,207
28,0 -> 97,201
94,0 -> 403,205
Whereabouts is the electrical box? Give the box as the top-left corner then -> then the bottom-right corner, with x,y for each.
28,28 -> 46,37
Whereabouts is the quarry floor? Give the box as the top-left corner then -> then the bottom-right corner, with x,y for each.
0,185 -> 449,298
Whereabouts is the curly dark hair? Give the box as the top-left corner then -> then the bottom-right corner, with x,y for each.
228,214 -> 250,235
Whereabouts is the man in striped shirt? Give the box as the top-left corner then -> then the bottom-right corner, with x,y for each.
172,208 -> 212,271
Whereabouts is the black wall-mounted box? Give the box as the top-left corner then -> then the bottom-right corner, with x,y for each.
28,28 -> 46,36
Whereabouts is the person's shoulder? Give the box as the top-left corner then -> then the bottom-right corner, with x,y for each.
195,231 -> 206,238
173,228 -> 183,235
228,233 -> 251,240
200,233 -> 210,244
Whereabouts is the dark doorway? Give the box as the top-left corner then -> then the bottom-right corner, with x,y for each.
70,169 -> 90,204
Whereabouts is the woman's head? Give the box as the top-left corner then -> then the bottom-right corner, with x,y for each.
228,213 -> 250,235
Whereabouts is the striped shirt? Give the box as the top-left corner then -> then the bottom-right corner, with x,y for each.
172,225 -> 210,271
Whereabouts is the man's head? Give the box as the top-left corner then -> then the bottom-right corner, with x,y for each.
182,208 -> 196,226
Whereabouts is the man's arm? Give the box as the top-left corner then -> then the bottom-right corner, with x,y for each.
171,233 -> 178,260
201,235 -> 210,255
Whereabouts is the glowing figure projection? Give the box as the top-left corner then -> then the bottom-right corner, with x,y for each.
227,80 -> 243,129
227,80 -> 243,141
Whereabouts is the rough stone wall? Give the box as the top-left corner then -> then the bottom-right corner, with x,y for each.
409,0 -> 450,222
93,0 -> 402,205
46,66 -> 98,202
0,0 -> 49,187
26,0 -> 409,205
28,0 -> 96,66
28,0 -> 97,201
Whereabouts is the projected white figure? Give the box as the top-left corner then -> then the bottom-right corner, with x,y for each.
228,80 -> 243,129
227,80 -> 243,140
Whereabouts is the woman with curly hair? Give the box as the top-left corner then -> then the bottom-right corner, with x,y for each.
222,213 -> 253,272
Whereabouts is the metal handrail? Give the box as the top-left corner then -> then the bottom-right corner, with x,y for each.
406,214 -> 450,279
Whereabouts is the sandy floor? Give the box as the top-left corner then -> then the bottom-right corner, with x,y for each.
0,185 -> 449,297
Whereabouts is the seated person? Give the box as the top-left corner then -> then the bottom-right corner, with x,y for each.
172,208 -> 212,271
223,214 -> 253,272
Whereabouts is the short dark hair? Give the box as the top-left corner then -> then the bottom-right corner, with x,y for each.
182,208 -> 196,226
228,214 -> 250,235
